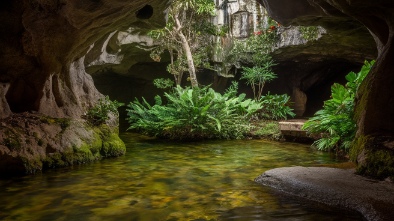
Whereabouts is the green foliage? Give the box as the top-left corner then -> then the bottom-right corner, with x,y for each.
213,22 -> 279,78
227,24 -> 279,101
86,96 -> 124,125
299,26 -> 319,41
252,121 -> 282,140
195,23 -> 229,37
153,78 -> 174,89
126,83 -> 262,140
258,93 -> 296,120
147,0 -> 216,86
240,58 -> 277,100
230,29 -> 279,66
303,60 -> 375,152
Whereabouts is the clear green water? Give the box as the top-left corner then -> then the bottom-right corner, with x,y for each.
0,133 -> 361,221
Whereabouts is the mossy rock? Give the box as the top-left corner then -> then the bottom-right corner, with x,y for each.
43,152 -> 71,168
40,117 -> 71,131
43,127 -> 125,170
21,156 -> 43,174
1,113 -> 126,175
94,124 -> 126,157
101,132 -> 126,157
2,129 -> 22,151
352,135 -> 394,179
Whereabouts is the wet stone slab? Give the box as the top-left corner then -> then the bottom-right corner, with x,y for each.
255,166 -> 394,221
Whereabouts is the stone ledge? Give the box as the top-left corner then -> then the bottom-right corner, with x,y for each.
255,166 -> 394,221
278,120 -> 317,142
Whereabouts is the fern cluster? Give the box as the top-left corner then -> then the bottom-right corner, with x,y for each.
126,83 -> 262,140
86,96 -> 124,125
303,60 -> 375,152
258,93 -> 296,120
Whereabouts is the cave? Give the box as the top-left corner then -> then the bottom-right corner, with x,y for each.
0,0 -> 394,220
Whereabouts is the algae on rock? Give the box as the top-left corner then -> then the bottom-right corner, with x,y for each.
0,113 -> 125,175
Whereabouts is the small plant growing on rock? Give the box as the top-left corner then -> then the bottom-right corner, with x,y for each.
86,96 -> 124,125
153,78 -> 174,89
299,26 -> 320,42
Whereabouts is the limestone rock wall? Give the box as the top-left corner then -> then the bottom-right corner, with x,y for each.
259,0 -> 394,179
0,0 -> 168,119
0,0 -> 169,175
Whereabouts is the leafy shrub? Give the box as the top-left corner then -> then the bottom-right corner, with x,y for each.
126,83 -> 262,140
303,60 -> 375,152
299,26 -> 320,41
153,78 -> 174,89
240,59 -> 277,100
252,120 -> 282,140
257,93 -> 296,120
86,96 -> 124,125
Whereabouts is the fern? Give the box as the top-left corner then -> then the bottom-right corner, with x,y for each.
303,60 -> 374,152
126,85 -> 261,140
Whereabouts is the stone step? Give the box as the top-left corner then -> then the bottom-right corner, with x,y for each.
278,119 -> 314,142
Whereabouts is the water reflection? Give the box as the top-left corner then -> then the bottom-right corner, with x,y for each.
0,133 -> 361,220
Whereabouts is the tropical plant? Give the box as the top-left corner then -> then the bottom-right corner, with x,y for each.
257,93 -> 296,120
86,96 -> 124,125
226,23 -> 279,101
299,26 -> 319,42
252,120 -> 282,140
126,82 -> 262,140
303,60 -> 375,152
148,0 -> 216,87
233,25 -> 279,64
240,59 -> 277,100
153,78 -> 174,89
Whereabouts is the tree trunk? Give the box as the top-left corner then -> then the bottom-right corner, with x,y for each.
178,32 -> 198,87
174,13 -> 198,87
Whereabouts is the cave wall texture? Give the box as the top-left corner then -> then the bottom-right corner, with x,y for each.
0,0 -> 168,119
259,0 -> 394,178
0,0 -> 170,175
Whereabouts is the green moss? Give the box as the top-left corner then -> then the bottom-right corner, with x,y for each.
43,122 -> 125,170
40,117 -> 71,132
72,143 -> 99,164
350,135 -> 368,162
44,151 -> 73,168
353,79 -> 370,123
21,156 -> 43,174
91,131 -> 103,155
250,120 -> 282,140
93,124 -> 126,157
56,118 -> 71,131
357,148 -> 394,179
352,135 -> 394,179
101,133 -> 126,157
3,129 -> 22,150
299,26 -> 319,41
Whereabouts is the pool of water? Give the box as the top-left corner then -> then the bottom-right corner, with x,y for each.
0,133 -> 362,221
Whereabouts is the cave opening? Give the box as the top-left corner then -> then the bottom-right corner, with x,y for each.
5,79 -> 39,113
136,5 -> 153,19
303,61 -> 362,117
